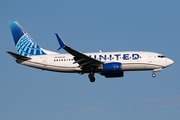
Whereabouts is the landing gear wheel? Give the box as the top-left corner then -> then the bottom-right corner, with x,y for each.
88,72 -> 95,82
90,77 -> 95,82
152,73 -> 156,78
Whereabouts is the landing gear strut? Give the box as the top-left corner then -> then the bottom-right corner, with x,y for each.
88,72 -> 95,82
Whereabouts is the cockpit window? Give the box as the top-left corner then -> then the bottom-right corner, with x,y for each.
158,55 -> 166,58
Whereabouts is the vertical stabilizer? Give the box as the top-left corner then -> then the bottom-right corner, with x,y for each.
9,21 -> 46,56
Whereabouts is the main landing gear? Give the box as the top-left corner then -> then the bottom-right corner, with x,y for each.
88,72 -> 95,82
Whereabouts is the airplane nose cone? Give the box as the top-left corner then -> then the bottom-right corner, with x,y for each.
166,58 -> 174,67
169,59 -> 174,65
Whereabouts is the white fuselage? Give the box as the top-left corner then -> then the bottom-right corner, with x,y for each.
16,51 -> 173,73
8,21 -> 174,82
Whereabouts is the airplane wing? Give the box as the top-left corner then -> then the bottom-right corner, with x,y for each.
55,33 -> 103,68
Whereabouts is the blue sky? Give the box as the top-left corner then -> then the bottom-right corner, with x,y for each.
0,0 -> 180,120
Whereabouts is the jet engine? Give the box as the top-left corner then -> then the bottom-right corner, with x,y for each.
99,62 -> 124,78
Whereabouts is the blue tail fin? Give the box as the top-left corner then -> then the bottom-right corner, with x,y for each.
9,21 -> 46,56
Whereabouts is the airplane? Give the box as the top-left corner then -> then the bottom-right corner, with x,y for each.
7,21 -> 174,82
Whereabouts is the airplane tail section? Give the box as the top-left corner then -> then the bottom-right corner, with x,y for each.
9,21 -> 46,56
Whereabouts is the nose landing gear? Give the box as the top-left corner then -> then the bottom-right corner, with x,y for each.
152,72 -> 156,78
152,68 -> 162,78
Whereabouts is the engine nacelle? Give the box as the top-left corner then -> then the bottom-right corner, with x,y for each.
99,62 -> 123,78
103,62 -> 121,72
101,71 -> 124,78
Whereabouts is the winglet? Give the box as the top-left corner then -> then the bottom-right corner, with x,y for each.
55,33 -> 66,51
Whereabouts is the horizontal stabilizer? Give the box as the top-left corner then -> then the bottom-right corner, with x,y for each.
6,51 -> 31,60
